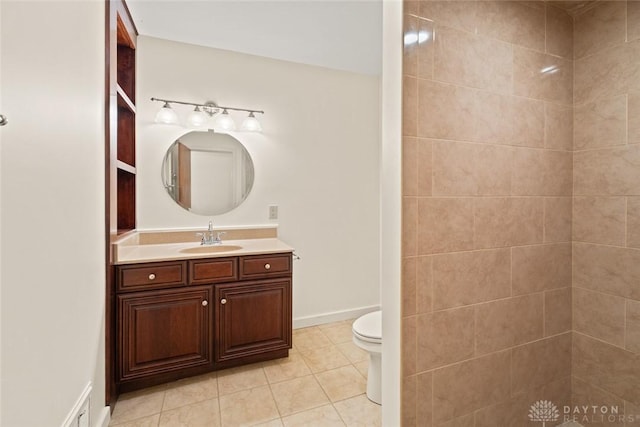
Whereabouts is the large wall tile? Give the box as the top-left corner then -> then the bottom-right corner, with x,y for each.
629,92 -> 640,144
573,196 -> 626,246
403,197 -> 417,256
432,249 -> 511,310
403,15 -> 434,80
573,332 -> 640,404
417,306 -> 475,371
475,376 -> 571,427
511,149 -> 572,196
545,287 -> 572,336
574,95 -> 627,150
573,243 -> 640,301
432,351 -> 511,423
432,140 -> 511,196
417,371 -> 433,426
417,256 -> 433,314
402,257 -> 417,317
572,376 -> 626,427
574,41 -> 640,105
512,243 -> 571,295
574,146 -> 640,196
574,1 -> 626,60
573,287 -> 626,347
628,197 -> 640,249
418,198 -> 474,254
417,139 -> 433,196
474,198 -> 543,249
401,375 -> 417,426
476,1 -> 545,51
418,1 -> 477,34
544,197 -> 572,243
513,47 -> 573,104
403,137 -> 418,196
438,413 -> 474,427
627,300 -> 640,355
545,102 -> 573,151
546,4 -> 573,59
511,333 -> 571,395
475,294 -> 544,355
629,0 -> 640,43
403,75 -> 417,137
475,92 -> 545,147
417,80 -> 476,141
434,25 -> 512,93
402,316 -> 417,376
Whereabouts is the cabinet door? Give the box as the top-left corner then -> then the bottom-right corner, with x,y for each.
118,286 -> 213,381
215,279 -> 292,363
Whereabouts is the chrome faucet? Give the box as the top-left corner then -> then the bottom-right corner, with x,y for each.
196,221 -> 226,245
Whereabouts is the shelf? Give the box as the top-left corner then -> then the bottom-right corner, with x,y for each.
117,101 -> 135,166
117,169 -> 136,233
117,86 -> 136,113
117,161 -> 136,175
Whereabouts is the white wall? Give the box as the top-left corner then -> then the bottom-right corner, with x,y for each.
137,36 -> 381,323
0,2 -> 107,426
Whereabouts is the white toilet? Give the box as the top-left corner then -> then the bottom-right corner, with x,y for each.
352,310 -> 382,405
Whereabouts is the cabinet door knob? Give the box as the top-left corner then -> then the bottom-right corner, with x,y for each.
264,263 -> 271,270
221,298 -> 227,305
148,273 -> 156,280
202,300 -> 208,307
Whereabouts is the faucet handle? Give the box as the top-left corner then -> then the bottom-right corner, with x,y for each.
214,231 -> 226,243
196,232 -> 206,245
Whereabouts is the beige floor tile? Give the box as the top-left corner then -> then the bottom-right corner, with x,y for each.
354,360 -> 368,379
158,398 -> 220,427
315,366 -> 366,402
302,345 -> 351,373
253,419 -> 284,427
219,385 -> 280,426
163,373 -> 218,411
334,395 -> 382,427
110,414 -> 160,427
293,328 -> 333,354
320,322 -> 354,344
263,352 -> 312,384
293,325 -> 320,336
336,341 -> 368,364
217,364 -> 267,396
111,386 -> 167,425
281,404 -> 346,427
270,375 -> 330,416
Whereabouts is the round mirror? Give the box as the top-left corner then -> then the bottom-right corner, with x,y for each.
161,131 -> 255,215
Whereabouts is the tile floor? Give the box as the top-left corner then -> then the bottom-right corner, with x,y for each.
109,319 -> 381,427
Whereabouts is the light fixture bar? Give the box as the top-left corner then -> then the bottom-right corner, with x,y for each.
150,97 -> 264,115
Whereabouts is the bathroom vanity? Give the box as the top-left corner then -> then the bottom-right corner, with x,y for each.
112,230 -> 293,393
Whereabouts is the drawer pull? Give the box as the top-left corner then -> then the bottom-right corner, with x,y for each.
264,263 -> 271,270
202,300 -> 208,307
221,298 -> 227,305
148,274 -> 156,280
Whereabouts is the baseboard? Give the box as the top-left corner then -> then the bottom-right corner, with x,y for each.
95,406 -> 110,427
293,305 -> 380,329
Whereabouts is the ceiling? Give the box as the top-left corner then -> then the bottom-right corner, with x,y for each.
126,0 -> 383,76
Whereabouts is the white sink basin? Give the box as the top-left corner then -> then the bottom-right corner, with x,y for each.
180,245 -> 243,254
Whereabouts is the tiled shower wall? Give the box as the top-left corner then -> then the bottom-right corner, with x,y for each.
401,2 -> 574,425
571,1 -> 640,422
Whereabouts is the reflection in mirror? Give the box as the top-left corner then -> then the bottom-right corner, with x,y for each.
162,131 -> 254,215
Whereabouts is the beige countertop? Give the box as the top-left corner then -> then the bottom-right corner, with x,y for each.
112,228 -> 294,264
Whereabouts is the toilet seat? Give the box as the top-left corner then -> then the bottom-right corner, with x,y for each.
352,310 -> 381,344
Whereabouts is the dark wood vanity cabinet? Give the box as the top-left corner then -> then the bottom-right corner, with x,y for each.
115,252 -> 292,392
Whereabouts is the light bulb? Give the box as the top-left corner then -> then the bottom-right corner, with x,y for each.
154,102 -> 178,124
214,109 -> 236,132
187,106 -> 207,128
240,112 -> 262,132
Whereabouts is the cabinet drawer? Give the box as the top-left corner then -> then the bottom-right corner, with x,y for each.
117,261 -> 187,292
189,257 -> 238,285
239,253 -> 292,279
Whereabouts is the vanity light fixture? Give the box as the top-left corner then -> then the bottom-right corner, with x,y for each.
154,101 -> 179,125
151,97 -> 264,132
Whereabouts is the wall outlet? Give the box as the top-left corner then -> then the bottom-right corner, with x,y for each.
269,205 -> 278,220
